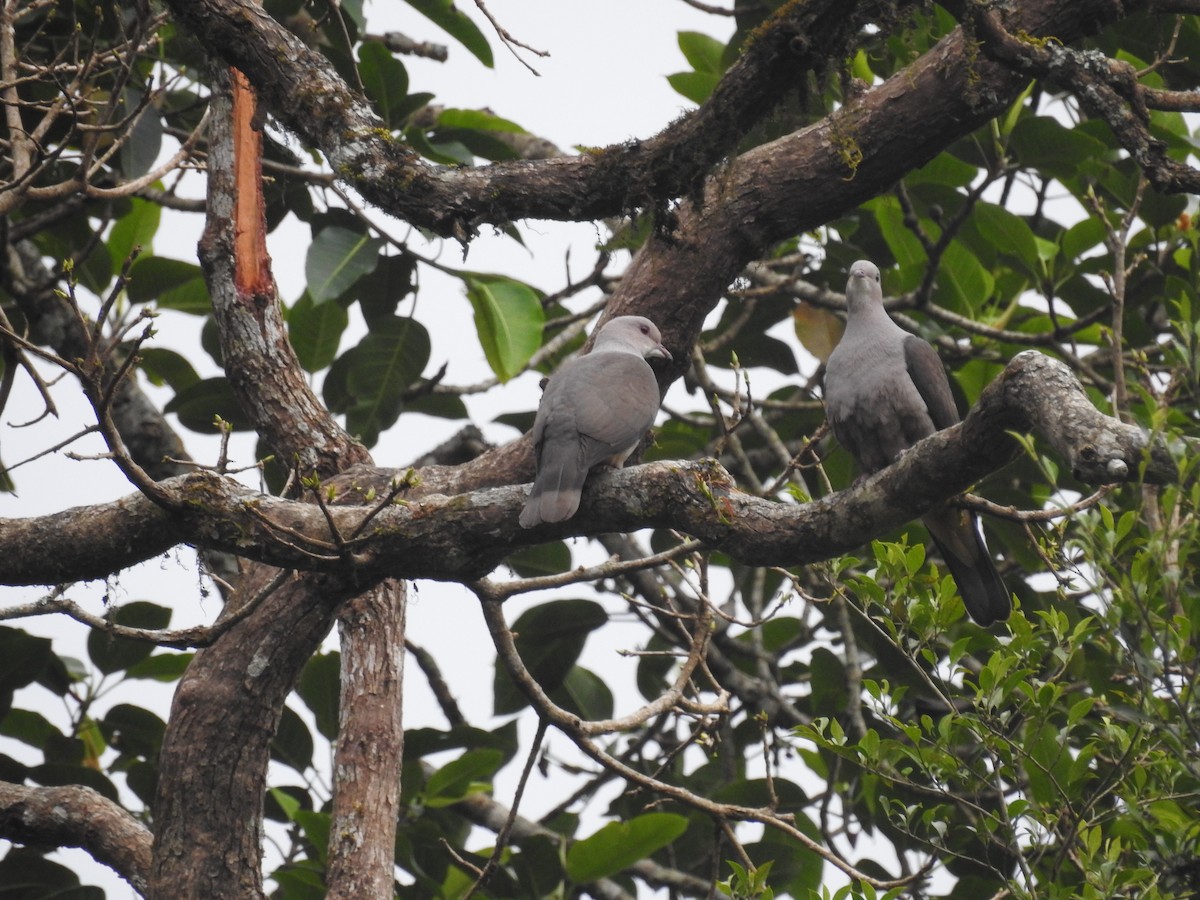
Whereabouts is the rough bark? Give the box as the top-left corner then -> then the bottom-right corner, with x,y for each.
326,579 -> 406,900
0,782 -> 153,895
0,352 -> 1177,589
149,66 -> 400,900
161,0 -> 902,239
150,566 -> 357,899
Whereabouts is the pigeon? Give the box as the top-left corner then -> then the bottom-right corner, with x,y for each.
823,260 -> 1011,626
519,316 -> 672,528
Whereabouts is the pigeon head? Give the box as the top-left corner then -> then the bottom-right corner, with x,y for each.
596,316 -> 673,362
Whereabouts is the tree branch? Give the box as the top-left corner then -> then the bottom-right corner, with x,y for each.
0,781 -> 153,895
161,0 -> 903,239
0,352 -> 1176,589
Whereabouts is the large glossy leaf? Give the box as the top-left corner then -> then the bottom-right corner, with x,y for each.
164,377 -> 254,433
931,242 -> 995,315
305,226 -> 384,304
297,652 -> 340,741
493,599 -> 608,715
138,348 -> 200,392
421,747 -> 505,807
101,703 -> 166,759
127,256 -> 211,314
358,41 -> 409,129
971,202 -> 1038,273
87,601 -> 171,675
288,292 -> 349,372
270,705 -> 314,773
324,316 -> 431,445
108,197 -> 161,265
402,0 -> 493,67
464,275 -> 544,382
565,813 -> 689,883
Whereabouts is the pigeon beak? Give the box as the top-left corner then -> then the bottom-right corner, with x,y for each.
648,344 -> 672,363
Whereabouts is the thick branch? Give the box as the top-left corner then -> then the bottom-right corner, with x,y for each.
0,353 -> 1175,588
201,66 -> 369,477
0,782 -> 153,895
162,0 -> 899,239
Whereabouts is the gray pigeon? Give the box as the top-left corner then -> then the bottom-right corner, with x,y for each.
519,316 -> 672,528
824,260 -> 1011,626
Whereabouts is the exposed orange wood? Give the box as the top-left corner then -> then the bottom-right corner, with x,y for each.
230,67 -> 272,294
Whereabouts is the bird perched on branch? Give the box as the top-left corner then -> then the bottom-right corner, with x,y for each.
519,316 -> 672,528
823,260 -> 1011,626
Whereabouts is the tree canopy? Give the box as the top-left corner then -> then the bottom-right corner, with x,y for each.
0,1 -> 1198,898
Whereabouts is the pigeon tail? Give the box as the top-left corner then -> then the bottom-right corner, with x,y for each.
924,508 -> 1011,626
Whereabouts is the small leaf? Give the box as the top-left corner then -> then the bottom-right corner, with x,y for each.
667,71 -> 721,105
565,813 -> 689,883
464,275 -> 544,382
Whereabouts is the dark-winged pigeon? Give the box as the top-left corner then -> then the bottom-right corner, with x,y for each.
824,260 -> 1011,626
519,316 -> 672,528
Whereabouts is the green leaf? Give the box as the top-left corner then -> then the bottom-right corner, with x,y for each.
551,665 -> 614,721
869,196 -> 926,268
271,705 -> 314,773
358,42 -> 409,129
165,377 -> 254,433
327,316 -> 431,445
0,709 -> 61,750
493,599 -> 608,715
436,108 -> 525,133
507,541 -> 572,577
932,242 -> 994,314
402,0 -> 493,67
678,31 -> 726,73
101,704 -> 166,759
127,257 -> 211,314
565,813 -> 689,883
972,202 -> 1037,270
422,747 -> 505,807
125,652 -> 194,681
120,89 -> 163,179
464,275 -> 544,382
667,71 -> 722,105
138,348 -> 200,393
288,292 -> 349,372
305,226 -> 384,304
108,197 -> 161,265
297,652 -> 340,741
87,601 -> 171,675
